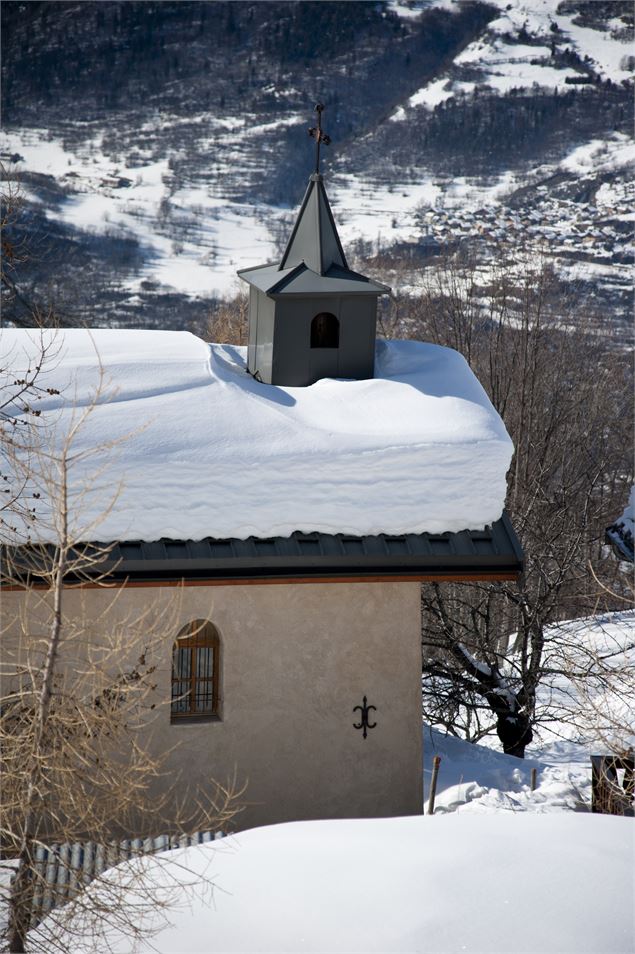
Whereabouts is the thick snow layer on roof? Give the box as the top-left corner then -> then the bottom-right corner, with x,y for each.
2,329 -> 513,543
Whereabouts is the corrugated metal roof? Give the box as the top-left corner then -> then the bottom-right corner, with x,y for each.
3,514 -> 523,585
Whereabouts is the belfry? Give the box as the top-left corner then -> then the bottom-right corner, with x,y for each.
238,104 -> 390,387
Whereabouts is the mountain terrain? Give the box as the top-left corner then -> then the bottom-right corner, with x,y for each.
1,0 -> 633,335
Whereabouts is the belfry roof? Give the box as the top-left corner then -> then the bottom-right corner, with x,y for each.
240,103 -> 390,299
239,174 -> 389,298
237,261 -> 389,298
280,173 -> 348,275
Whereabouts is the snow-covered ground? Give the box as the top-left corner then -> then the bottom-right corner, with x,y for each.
31,813 -> 633,954
0,126 -> 278,300
27,718 -> 634,954
533,611 -> 635,757
406,0 -> 635,85
2,327 -> 513,543
4,120 -> 632,310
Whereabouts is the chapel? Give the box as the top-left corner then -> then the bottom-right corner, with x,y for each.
1,106 -> 522,833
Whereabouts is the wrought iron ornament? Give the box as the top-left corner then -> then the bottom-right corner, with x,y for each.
308,102 -> 331,174
353,695 -> 377,739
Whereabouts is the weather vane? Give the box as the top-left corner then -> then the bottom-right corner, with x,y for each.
308,103 -> 331,175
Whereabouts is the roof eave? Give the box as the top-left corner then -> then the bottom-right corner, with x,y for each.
267,288 -> 387,300
2,514 -> 524,587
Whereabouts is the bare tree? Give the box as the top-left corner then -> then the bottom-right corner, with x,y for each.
545,571 -> 635,759
403,252 -> 633,755
203,292 -> 248,345
1,343 -> 241,953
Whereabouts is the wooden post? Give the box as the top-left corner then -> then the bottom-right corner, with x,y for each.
427,755 -> 442,815
530,767 -> 537,791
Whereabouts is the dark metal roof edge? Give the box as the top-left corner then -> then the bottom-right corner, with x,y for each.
266,262 -> 307,295
1,514 -> 523,585
500,510 -> 525,563
236,261 -> 280,277
317,176 -> 349,272
329,264 -> 391,294
268,287 -> 385,299
267,265 -> 389,297
84,565 -> 523,586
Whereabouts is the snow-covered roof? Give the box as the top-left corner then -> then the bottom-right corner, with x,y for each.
2,329 -> 513,544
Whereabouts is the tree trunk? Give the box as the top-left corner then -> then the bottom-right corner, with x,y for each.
495,710 -> 533,759
7,537 -> 66,953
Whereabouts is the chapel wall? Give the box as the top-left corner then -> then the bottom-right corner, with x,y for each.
1,580 -> 423,832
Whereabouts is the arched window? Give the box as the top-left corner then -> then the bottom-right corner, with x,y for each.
170,620 -> 220,721
311,312 -> 339,349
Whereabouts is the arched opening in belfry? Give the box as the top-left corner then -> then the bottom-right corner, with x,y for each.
311,312 -> 339,349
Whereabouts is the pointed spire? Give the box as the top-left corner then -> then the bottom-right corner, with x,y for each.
279,173 -> 348,275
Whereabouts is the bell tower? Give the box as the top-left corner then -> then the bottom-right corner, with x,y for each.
238,104 -> 390,387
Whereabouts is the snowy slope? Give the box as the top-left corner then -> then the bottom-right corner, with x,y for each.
1,328 -> 513,543
1,1 -> 632,331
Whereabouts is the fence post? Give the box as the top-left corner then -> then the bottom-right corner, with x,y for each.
530,767 -> 537,791
427,755 -> 442,815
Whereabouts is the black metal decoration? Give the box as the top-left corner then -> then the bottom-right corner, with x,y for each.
308,102 -> 331,174
353,696 -> 377,740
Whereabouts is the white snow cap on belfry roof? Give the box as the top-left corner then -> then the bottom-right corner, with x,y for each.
2,329 -> 513,543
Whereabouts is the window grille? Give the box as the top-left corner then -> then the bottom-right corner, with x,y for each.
170,620 -> 220,720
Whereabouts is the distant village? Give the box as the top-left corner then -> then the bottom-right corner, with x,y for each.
369,181 -> 634,327
426,194 -> 632,260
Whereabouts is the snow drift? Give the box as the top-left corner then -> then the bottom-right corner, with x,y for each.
34,814 -> 634,954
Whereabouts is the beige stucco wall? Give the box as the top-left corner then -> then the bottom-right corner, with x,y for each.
2,580 -> 423,832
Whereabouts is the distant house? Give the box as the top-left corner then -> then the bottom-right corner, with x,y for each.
606,488 -> 634,563
1,110 -> 522,832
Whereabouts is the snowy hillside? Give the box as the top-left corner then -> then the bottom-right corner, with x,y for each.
1,1 -> 632,332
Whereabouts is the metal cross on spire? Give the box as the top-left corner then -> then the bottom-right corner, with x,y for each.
308,102 -> 331,175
